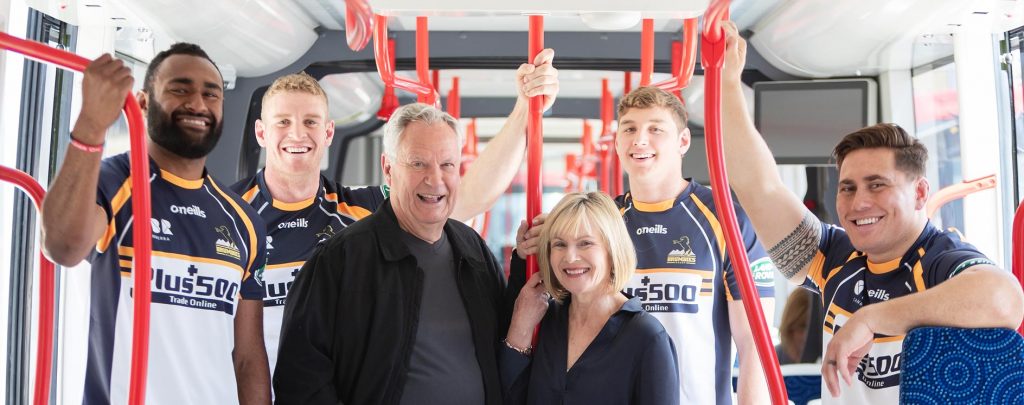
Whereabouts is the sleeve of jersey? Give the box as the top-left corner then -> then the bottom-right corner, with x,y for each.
723,201 -> 776,300
922,235 -> 996,288
801,223 -> 853,294
93,156 -> 131,255
335,183 -> 387,219
240,214 -> 268,300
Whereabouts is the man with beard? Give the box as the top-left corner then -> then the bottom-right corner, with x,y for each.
41,44 -> 270,405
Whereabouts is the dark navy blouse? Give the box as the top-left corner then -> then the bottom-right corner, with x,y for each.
500,285 -> 680,404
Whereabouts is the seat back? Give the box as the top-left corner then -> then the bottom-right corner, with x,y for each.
901,327 -> 1024,404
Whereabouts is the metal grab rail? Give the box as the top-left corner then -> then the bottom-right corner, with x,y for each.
1013,200 -> 1024,336
0,32 -> 153,405
344,0 -> 373,51
0,165 -> 54,405
525,15 -> 544,278
699,2 -> 788,404
925,174 -> 996,219
372,14 -> 439,106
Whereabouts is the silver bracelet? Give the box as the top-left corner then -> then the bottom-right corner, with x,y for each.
503,338 -> 533,356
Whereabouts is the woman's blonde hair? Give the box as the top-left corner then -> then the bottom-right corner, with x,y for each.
538,192 -> 637,302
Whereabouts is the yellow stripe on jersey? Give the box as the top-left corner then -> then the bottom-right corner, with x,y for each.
633,198 -> 675,212
273,195 -> 316,211
828,302 -> 854,318
689,195 -> 726,258
208,178 -> 260,278
119,245 -> 244,275
119,259 -> 133,268
873,335 -> 905,343
240,185 -> 260,203
635,267 -> 714,276
97,178 -> 133,253
267,261 -> 306,270
913,247 -> 927,291
160,169 -> 204,189
807,251 -> 827,288
823,251 -> 862,287
867,255 -> 902,274
337,202 -> 373,220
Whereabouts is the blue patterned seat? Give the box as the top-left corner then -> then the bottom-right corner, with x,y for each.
901,327 -> 1024,404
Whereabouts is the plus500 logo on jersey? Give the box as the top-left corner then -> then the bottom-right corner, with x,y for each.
624,275 -> 700,313
134,259 -> 241,315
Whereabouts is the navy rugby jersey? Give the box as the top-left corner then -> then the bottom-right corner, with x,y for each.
804,222 -> 994,404
617,180 -> 775,405
232,170 -> 386,375
86,153 -> 266,405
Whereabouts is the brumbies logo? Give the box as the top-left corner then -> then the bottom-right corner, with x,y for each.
668,236 -> 697,264
214,225 -> 242,260
316,225 -> 337,243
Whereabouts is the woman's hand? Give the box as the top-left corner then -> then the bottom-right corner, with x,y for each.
506,272 -> 550,350
515,213 -> 547,260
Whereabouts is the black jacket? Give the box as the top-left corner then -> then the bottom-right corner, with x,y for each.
273,201 -> 510,405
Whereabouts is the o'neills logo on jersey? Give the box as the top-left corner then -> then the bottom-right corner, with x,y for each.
214,225 -> 241,260
278,218 -> 309,229
636,224 -> 668,235
667,236 -> 697,264
170,204 -> 206,218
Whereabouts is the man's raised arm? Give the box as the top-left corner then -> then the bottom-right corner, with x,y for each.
720,23 -> 820,284
41,55 -> 134,266
452,49 -> 558,221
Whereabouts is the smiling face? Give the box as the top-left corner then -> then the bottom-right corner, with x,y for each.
382,120 -> 461,241
256,91 -> 335,177
835,148 -> 929,262
142,54 -> 224,159
615,106 -> 690,181
549,223 -> 613,298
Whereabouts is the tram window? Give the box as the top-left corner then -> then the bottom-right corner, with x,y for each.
912,58 -> 966,232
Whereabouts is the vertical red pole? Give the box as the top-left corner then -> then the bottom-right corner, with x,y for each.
640,18 -> 654,86
1013,201 -> 1024,336
449,76 -> 461,119
624,71 -> 632,94
415,16 -> 434,105
670,40 -> 683,101
432,69 -> 440,92
582,120 -> 594,192
526,15 -> 544,278
598,78 -> 610,194
701,1 -> 787,404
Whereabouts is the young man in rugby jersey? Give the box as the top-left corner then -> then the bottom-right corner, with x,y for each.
232,50 -> 559,378
42,45 -> 270,404
718,22 -> 1024,404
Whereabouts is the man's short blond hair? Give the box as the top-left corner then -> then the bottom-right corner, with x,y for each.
261,72 -> 328,118
617,86 -> 689,129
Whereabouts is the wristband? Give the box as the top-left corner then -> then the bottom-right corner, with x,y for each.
70,133 -> 104,153
503,338 -> 533,356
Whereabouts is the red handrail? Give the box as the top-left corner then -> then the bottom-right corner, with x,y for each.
1013,200 -> 1024,336
652,18 -> 699,92
344,0 -> 373,51
373,14 -> 439,106
0,32 -> 152,405
700,2 -> 787,404
925,174 -> 996,219
448,76 -> 461,119
640,19 -> 654,86
377,39 -> 400,120
0,165 -> 54,405
525,15 -> 544,278
415,17 -> 436,105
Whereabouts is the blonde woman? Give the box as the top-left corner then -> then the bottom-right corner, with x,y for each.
501,192 -> 679,404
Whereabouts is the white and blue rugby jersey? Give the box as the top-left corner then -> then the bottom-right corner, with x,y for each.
804,222 -> 994,405
85,153 -> 266,405
617,180 -> 775,405
232,170 -> 386,376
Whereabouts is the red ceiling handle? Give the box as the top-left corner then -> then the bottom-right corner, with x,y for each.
0,31 -> 153,405
344,0 -> 373,51
1013,200 -> 1024,336
373,14 -> 439,106
377,39 -> 400,120
525,15 -> 544,279
700,2 -> 788,404
0,165 -> 55,405
652,18 -> 698,92
926,174 -> 996,219
448,76 -> 461,119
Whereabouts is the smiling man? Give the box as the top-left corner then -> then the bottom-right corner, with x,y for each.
232,51 -> 557,383
717,22 -> 1023,404
41,44 -> 270,404
273,103 -> 511,405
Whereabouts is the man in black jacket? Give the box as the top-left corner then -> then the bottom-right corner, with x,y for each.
274,103 -> 511,405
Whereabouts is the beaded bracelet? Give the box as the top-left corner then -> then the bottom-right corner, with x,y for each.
70,133 -> 104,153
503,338 -> 533,356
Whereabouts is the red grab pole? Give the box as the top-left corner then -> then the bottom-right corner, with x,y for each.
344,0 -> 373,51
0,31 -> 153,405
699,2 -> 788,404
415,17 -> 436,105
1013,200 -> 1024,336
640,18 -> 654,86
373,15 -> 439,106
0,165 -> 54,405
525,15 -> 544,278
652,18 -> 698,92
448,76 -> 461,119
